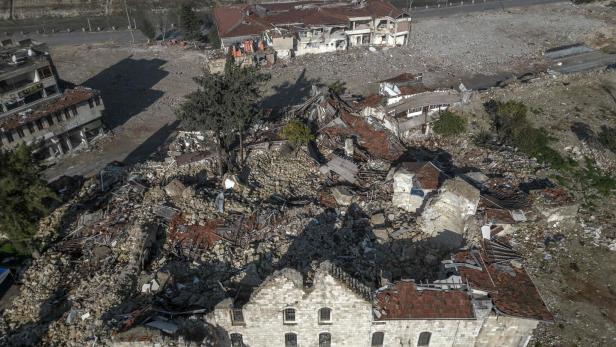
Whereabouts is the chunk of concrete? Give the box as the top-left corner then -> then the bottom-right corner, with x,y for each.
331,186 -> 354,206
372,228 -> 390,244
370,213 -> 386,227
164,179 -> 186,198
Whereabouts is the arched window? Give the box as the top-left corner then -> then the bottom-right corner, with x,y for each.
285,332 -> 298,347
284,308 -> 296,324
319,307 -> 332,323
371,332 -> 384,347
319,332 -> 331,347
418,331 -> 432,347
230,333 -> 244,347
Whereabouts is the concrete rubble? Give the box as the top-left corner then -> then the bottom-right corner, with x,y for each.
2,70 -> 616,346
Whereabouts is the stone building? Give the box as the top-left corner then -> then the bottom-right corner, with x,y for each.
213,0 -> 411,57
0,39 -> 105,160
206,246 -> 552,347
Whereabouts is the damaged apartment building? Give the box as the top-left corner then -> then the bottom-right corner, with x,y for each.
207,243 -> 551,347
0,39 -> 105,160
356,73 -> 471,137
213,0 -> 411,59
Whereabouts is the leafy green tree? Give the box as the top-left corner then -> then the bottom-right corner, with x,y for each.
432,110 -> 467,137
224,59 -> 270,164
281,119 -> 314,145
0,145 -> 56,254
179,2 -> 201,41
176,58 -> 269,175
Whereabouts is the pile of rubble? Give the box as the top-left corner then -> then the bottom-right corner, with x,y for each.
0,79 -> 595,346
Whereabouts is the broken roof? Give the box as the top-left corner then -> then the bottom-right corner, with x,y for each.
453,244 -> 553,322
214,0 -> 408,39
374,280 -> 475,320
321,112 -> 405,161
0,87 -> 98,131
398,162 -> 443,190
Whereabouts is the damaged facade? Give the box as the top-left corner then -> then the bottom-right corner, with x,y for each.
357,73 -> 470,137
213,0 -> 411,58
207,245 -> 551,347
0,39 -> 105,159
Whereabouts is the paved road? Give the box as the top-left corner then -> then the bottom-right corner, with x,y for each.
411,0 -> 566,18
6,30 -> 147,46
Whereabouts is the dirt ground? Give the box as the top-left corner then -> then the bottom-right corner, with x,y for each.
454,70 -> 616,346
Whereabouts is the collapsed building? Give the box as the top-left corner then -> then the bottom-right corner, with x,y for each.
356,73 -> 471,137
213,0 -> 411,58
0,38 -> 105,160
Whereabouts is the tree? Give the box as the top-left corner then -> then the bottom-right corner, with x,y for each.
281,119 -> 315,146
432,110 -> 467,137
224,59 -> 270,165
179,2 -> 201,41
137,13 -> 157,40
0,146 -> 56,254
176,58 -> 269,176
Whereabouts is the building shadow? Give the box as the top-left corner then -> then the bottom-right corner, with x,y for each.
123,120 -> 179,165
81,56 -> 168,130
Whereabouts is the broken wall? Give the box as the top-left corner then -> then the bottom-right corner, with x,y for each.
207,268 -> 372,347
475,316 -> 538,347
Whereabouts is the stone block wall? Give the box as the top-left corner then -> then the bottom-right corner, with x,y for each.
209,268 -> 373,347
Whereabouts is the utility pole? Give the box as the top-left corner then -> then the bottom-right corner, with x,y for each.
123,0 -> 135,44
87,18 -> 92,32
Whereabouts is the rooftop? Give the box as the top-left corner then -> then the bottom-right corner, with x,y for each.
398,161 -> 443,190
374,280 -> 475,320
0,87 -> 97,131
214,0 -> 408,39
0,40 -> 50,76
454,242 -> 553,322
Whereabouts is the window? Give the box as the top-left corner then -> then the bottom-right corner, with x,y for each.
230,333 -> 244,347
44,85 -> 57,96
231,308 -> 245,326
319,308 -> 331,324
418,332 -> 431,347
94,96 -> 101,106
88,98 -> 94,108
27,123 -> 35,134
56,112 -> 63,122
5,132 -> 14,143
284,308 -> 296,324
319,332 -> 331,347
46,115 -> 54,126
64,108 -> 71,119
35,119 -> 44,130
371,332 -> 384,347
71,106 -> 78,116
16,127 -> 25,138
285,333 -> 297,347
38,66 -> 53,79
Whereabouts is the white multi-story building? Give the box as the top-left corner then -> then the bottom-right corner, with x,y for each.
213,0 -> 412,58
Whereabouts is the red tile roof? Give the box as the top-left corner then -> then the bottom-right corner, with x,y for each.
455,247 -> 553,321
374,281 -> 475,320
398,162 -> 442,190
214,0 -> 408,39
321,111 -> 405,161
0,87 -> 97,131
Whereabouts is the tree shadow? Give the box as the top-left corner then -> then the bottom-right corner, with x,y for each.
81,56 -> 168,130
260,68 -> 322,112
123,120 -> 180,165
